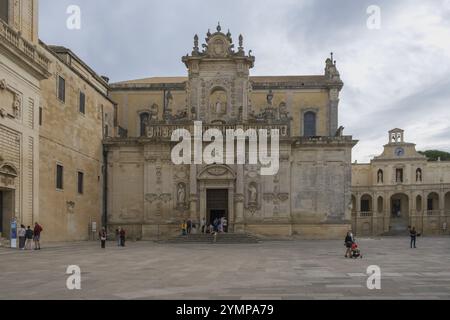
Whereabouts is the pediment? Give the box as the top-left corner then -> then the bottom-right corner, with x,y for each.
197,165 -> 236,180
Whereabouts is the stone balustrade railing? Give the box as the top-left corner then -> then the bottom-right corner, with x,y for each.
0,19 -> 50,71
360,211 -> 373,217
427,210 -> 440,216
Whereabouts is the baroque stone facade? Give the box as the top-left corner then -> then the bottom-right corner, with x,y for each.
351,129 -> 450,236
0,1 -> 49,239
106,25 -> 356,239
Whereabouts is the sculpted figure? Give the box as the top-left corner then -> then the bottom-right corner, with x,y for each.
177,183 -> 186,204
249,184 -> 258,203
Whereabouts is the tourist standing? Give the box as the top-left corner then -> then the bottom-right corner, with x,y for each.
201,218 -> 206,234
18,224 -> 26,250
410,227 -> 418,249
181,220 -> 187,236
119,228 -> 126,247
116,227 -> 121,246
99,228 -> 107,249
33,222 -> 43,250
222,217 -> 228,233
187,219 -> 192,235
25,226 -> 33,250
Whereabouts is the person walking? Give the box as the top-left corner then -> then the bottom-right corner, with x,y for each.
344,232 -> 354,258
410,227 -> 418,249
25,226 -> 33,250
18,224 -> 26,250
33,222 -> 43,250
99,228 -> 107,249
119,228 -> 126,247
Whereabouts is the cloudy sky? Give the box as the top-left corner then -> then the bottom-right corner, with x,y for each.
39,0 -> 450,162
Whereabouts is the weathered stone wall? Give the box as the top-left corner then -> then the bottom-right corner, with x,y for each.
38,47 -> 115,241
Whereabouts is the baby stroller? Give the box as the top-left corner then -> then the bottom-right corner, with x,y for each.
350,242 -> 363,259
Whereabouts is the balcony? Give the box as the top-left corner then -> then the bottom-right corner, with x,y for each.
426,210 -> 440,216
0,19 -> 50,79
360,211 -> 373,217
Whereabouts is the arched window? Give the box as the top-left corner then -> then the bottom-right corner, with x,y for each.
304,112 -> 317,137
139,112 -> 150,137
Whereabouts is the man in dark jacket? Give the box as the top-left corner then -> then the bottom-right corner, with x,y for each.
410,227 -> 418,249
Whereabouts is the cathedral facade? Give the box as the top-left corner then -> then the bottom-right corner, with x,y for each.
106,25 -> 356,239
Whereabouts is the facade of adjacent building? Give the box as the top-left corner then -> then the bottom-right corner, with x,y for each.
352,129 -> 450,236
106,25 -> 356,240
1,0 -> 115,242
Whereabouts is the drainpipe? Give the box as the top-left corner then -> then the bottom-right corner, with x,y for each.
103,146 -> 108,230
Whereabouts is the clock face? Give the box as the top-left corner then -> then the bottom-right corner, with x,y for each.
395,147 -> 405,157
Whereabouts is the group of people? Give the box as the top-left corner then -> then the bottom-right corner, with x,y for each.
98,227 -> 126,249
205,217 -> 228,234
180,217 -> 229,235
17,222 -> 43,250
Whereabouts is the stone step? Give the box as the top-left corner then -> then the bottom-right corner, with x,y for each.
160,233 -> 260,244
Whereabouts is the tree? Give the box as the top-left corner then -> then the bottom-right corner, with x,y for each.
418,150 -> 450,161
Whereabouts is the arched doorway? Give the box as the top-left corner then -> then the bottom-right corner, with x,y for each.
445,192 -> 450,215
390,193 -> 409,232
0,163 -> 18,240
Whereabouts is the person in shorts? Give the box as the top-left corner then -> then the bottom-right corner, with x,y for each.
33,222 -> 43,250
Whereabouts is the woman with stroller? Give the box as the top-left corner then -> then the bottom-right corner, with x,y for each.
344,232 -> 354,258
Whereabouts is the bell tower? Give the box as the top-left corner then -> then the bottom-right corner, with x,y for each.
182,23 -> 255,124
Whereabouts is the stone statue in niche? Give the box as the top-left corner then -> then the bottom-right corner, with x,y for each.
177,183 -> 186,204
377,170 -> 383,183
210,89 -> 227,116
248,184 -> 258,204
416,169 -> 422,182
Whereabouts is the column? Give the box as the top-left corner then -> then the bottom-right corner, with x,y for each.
235,164 -> 244,224
189,164 -> 198,221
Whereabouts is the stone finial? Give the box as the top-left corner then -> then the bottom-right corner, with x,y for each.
193,34 -> 199,54
217,22 -> 221,32
207,29 -> 211,38
239,34 -> 243,49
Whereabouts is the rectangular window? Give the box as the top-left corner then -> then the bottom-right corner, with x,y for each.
57,76 -> 65,103
0,0 -> 8,23
77,171 -> 84,194
396,169 -> 403,183
56,164 -> 64,190
79,92 -> 85,114
39,107 -> 43,126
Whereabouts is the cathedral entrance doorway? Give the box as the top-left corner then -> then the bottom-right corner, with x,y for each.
207,189 -> 228,231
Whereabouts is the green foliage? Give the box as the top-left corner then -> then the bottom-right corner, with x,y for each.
418,150 -> 450,161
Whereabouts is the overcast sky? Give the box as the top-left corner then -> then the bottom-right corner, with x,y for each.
39,0 -> 450,162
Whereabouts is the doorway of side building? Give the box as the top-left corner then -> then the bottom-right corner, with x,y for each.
207,189 -> 229,231
390,193 -> 409,233
0,189 -> 15,240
